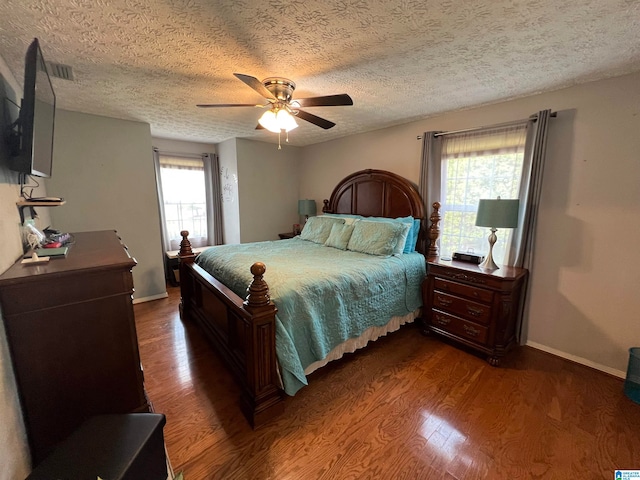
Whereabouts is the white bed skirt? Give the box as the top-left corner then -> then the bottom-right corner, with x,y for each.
303,308 -> 421,376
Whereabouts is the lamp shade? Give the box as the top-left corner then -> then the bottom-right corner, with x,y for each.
258,109 -> 280,133
298,199 -> 317,217
276,109 -> 298,131
475,198 -> 519,228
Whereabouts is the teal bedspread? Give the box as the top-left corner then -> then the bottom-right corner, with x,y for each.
196,238 -> 426,395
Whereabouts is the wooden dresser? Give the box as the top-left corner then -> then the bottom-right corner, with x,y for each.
423,258 -> 528,365
0,230 -> 150,466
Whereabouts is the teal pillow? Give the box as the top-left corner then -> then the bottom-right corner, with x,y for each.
300,216 -> 345,244
395,216 -> 421,253
324,223 -> 355,250
347,220 -> 408,256
407,218 -> 421,252
360,216 -> 414,255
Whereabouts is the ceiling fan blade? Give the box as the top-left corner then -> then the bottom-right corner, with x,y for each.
197,103 -> 266,108
295,109 -> 336,129
255,124 -> 264,130
295,94 -> 353,108
234,73 -> 276,100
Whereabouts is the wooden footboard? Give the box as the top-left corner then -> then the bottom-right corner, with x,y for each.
178,231 -> 284,428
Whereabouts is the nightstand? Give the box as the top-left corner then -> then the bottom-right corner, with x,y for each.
278,232 -> 297,239
423,258 -> 528,365
165,246 -> 211,286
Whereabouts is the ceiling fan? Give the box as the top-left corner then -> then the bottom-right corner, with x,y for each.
197,73 -> 353,134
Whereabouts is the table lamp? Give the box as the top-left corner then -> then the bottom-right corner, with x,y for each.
298,199 -> 317,222
475,197 -> 519,270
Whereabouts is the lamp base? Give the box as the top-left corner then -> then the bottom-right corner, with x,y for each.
479,228 -> 500,270
478,254 -> 499,270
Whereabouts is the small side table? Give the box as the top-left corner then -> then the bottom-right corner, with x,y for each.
165,246 -> 212,286
278,232 -> 297,239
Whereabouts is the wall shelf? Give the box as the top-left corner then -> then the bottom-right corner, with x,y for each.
17,200 -> 66,224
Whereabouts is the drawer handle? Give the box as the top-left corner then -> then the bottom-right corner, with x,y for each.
448,273 -> 487,284
467,306 -> 485,317
436,296 -> 453,306
463,325 -> 480,337
435,315 -> 451,326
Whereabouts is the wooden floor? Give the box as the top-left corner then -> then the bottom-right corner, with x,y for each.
134,286 -> 640,479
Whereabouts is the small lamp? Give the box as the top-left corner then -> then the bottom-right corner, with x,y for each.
298,199 -> 317,222
475,197 -> 519,270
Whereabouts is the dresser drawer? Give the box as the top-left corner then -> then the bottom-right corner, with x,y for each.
431,310 -> 489,345
434,277 -> 493,303
432,290 -> 492,325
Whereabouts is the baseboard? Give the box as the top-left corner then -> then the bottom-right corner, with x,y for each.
165,443 -> 175,480
526,341 -> 626,379
133,292 -> 169,304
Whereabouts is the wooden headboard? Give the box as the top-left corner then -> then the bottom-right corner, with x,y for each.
322,169 -> 425,219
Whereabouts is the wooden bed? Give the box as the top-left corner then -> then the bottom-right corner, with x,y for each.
178,169 -> 440,427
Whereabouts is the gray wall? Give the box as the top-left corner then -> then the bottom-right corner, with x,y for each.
300,71 -> 640,377
46,110 -> 165,301
237,138 -> 301,242
217,137 -> 301,244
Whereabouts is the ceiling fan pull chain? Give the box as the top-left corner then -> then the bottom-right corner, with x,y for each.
278,131 -> 282,150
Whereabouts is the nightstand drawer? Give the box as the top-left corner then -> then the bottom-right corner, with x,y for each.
432,291 -> 492,325
434,277 -> 493,303
432,310 -> 489,345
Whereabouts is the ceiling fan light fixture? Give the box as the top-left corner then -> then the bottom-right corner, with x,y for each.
277,109 -> 298,131
259,108 -> 298,133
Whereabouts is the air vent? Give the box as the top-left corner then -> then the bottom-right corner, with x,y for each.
45,62 -> 74,81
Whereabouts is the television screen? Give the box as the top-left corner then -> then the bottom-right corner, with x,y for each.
10,38 -> 56,177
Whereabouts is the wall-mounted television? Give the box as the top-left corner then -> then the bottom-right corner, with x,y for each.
9,38 -> 56,178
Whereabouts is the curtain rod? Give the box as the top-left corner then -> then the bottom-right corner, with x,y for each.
417,111 -> 557,140
153,147 -> 206,159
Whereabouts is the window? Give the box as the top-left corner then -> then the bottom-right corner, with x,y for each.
438,125 -> 527,264
155,153 -> 213,250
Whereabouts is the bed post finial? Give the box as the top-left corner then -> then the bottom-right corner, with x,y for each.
322,199 -> 330,213
427,202 -> 441,258
244,262 -> 273,311
179,230 -> 193,256
178,230 -> 197,265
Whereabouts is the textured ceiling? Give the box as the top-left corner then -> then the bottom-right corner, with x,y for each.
0,0 -> 639,147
